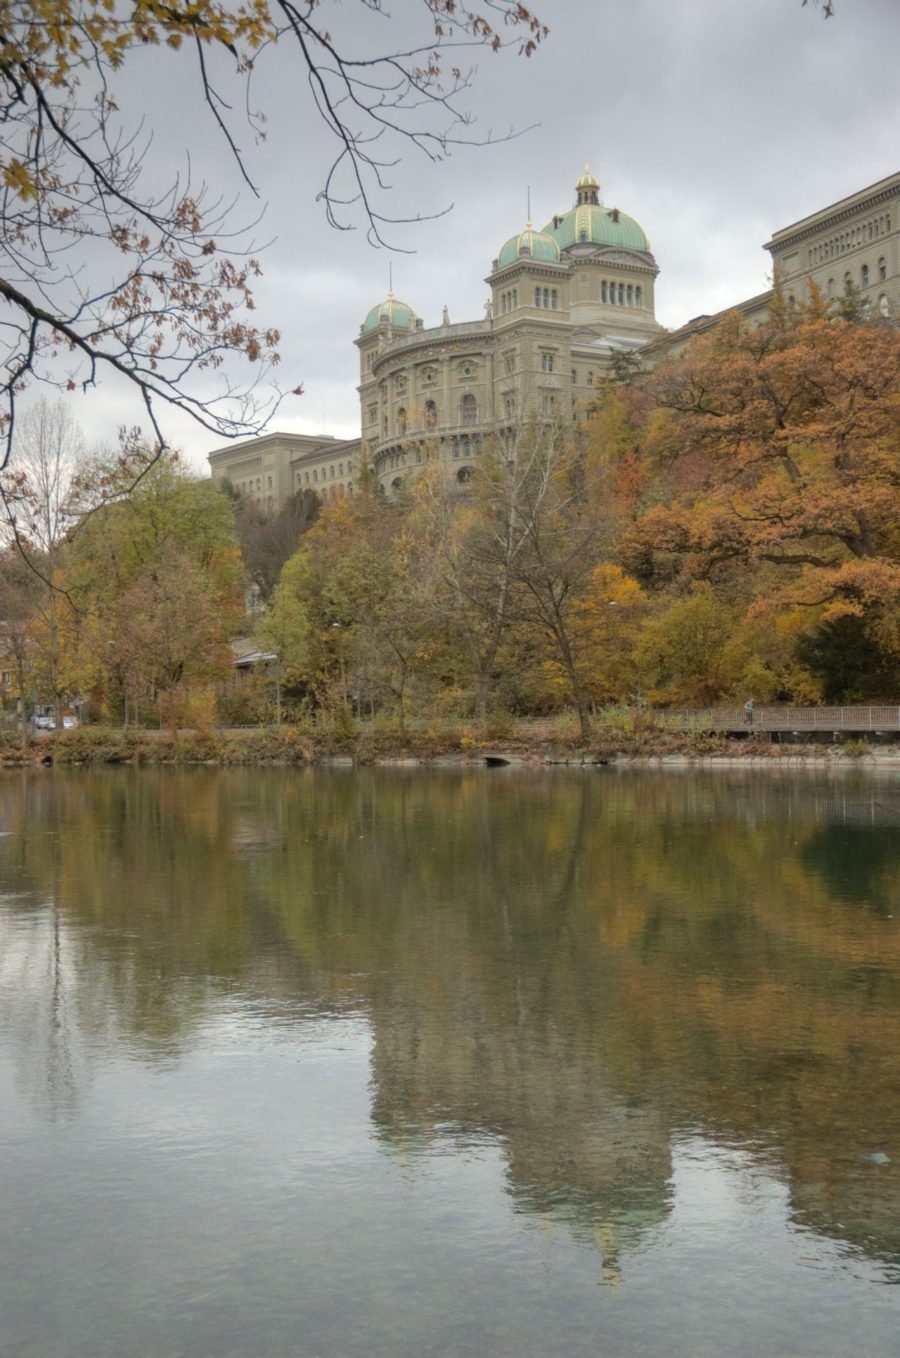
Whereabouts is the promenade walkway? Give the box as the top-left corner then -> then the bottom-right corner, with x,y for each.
657,706 -> 900,735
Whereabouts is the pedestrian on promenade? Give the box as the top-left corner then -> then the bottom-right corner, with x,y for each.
744,698 -> 754,726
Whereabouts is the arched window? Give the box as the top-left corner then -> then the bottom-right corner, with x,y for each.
635,285 -> 642,306
457,466 -> 471,484
827,277 -> 835,297
787,295 -> 795,310
534,287 -> 542,308
424,400 -> 438,430
861,264 -> 869,288
551,289 -> 558,309
601,280 -> 608,303
587,372 -> 593,387
618,283 -> 625,304
626,284 -> 633,306
543,288 -> 550,308
878,257 -> 887,281
397,407 -> 407,434
339,462 -> 344,476
391,478 -> 403,494
844,272 -> 852,295
461,394 -> 477,426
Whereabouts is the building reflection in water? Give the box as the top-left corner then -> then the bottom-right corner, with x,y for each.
0,766 -> 898,1281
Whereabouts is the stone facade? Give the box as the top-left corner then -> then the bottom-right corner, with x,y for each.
357,168 -> 663,494
656,170 -> 899,356
207,431 -> 361,507
766,171 -> 899,316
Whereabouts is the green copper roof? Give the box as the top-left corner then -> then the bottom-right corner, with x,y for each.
363,294 -> 417,333
543,203 -> 650,254
498,225 -> 561,269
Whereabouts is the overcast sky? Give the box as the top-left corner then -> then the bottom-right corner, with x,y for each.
65,0 -> 900,473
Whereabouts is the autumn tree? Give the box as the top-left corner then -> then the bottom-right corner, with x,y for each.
230,486 -> 320,604
263,492 -> 434,717
0,1 -> 546,476
1,397 -> 85,725
469,418 -> 609,740
628,305 -> 900,699
66,454 -> 243,722
0,546 -> 41,739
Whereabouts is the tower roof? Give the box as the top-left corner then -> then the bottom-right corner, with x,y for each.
363,293 -> 418,333
543,166 -> 651,253
497,223 -> 561,269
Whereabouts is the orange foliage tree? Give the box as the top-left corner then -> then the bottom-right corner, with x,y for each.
624,300 -> 900,698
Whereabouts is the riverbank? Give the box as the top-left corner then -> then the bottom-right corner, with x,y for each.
2,723 -> 899,768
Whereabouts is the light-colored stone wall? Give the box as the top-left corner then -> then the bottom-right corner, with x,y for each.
208,431 -> 360,509
766,172 -> 900,319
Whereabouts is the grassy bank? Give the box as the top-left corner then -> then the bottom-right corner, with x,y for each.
2,719 -> 896,768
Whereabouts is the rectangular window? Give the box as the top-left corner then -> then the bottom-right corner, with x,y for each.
541,353 -> 555,373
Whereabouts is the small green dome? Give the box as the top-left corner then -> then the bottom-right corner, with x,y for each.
363,293 -> 417,333
497,224 -> 561,269
543,203 -> 650,254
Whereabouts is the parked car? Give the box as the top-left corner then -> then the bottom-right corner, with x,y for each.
31,714 -> 53,730
63,715 -> 78,728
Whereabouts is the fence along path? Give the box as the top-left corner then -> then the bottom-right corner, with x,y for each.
658,706 -> 900,733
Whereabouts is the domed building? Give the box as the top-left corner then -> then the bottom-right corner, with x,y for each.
357,167 -> 663,494
209,169 -> 898,507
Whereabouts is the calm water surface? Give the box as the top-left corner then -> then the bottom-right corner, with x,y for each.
0,766 -> 898,1357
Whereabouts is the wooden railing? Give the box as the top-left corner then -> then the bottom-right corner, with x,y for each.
656,706 -> 900,733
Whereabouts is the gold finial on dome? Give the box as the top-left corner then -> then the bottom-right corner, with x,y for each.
576,164 -> 600,205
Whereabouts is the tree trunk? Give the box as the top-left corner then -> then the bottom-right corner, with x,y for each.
553,621 -> 592,742
474,569 -> 510,726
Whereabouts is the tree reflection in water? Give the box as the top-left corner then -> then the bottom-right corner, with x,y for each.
0,765 -> 898,1283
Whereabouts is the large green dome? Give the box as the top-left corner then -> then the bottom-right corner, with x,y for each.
497,224 -> 561,269
543,202 -> 650,253
543,166 -> 651,254
363,293 -> 417,333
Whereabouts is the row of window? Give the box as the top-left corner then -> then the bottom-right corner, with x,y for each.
822,265 -> 888,295
235,473 -> 273,494
499,289 -> 518,314
316,482 -> 354,501
808,216 -> 892,265
298,460 -> 354,487
602,281 -> 642,306
388,395 -> 479,437
534,288 -> 560,309
571,370 -> 594,385
501,391 -> 557,418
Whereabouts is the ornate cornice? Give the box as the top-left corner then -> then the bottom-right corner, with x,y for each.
765,177 -> 900,253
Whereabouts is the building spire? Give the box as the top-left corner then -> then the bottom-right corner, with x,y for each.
576,164 -> 600,206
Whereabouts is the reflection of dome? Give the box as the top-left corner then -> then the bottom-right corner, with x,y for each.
363,292 -> 417,333
497,223 -> 561,268
543,165 -> 651,254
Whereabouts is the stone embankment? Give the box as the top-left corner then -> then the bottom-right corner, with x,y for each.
2,724 -> 899,769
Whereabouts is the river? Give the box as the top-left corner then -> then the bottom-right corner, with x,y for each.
0,766 -> 898,1356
